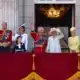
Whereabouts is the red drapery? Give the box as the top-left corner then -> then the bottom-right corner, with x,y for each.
0,53 -> 78,80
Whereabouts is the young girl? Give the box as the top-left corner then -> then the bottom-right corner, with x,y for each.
13,36 -> 25,52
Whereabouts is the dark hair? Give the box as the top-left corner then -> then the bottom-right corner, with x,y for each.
16,36 -> 22,44
2,22 -> 7,25
21,26 -> 25,32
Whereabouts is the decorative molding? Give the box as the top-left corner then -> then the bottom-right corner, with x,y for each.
34,0 -> 76,4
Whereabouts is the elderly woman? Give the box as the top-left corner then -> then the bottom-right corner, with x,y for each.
68,27 -> 80,53
13,25 -> 28,51
46,27 -> 64,53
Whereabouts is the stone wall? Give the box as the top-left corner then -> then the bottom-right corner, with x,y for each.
18,0 -> 34,29
17,0 -> 34,51
76,0 -> 80,36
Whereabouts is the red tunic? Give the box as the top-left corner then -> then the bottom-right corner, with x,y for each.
0,30 -> 12,42
31,32 -> 39,41
31,32 -> 47,54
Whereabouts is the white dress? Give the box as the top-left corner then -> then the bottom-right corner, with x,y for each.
46,31 -> 64,53
13,33 -> 28,50
46,36 -> 61,53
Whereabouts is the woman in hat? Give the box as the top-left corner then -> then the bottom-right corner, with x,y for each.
46,27 -> 64,53
68,27 -> 80,53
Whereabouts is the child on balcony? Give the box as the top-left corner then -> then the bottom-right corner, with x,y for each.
13,36 -> 25,52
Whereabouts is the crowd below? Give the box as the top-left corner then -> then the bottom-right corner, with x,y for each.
0,22 -> 80,53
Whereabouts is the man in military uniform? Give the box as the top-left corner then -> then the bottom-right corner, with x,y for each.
0,22 -> 12,52
31,27 -> 47,53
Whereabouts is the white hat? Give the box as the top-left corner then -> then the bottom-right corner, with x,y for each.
49,28 -> 57,36
50,28 -> 57,33
56,28 -> 61,33
70,27 -> 76,32
19,23 -> 25,29
21,23 -> 25,26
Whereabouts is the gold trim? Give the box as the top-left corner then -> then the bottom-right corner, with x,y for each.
21,72 -> 45,80
32,54 -> 36,71
67,71 -> 80,80
21,54 -> 46,80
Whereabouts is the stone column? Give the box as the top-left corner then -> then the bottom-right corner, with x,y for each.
16,0 -> 24,26
76,0 -> 80,36
23,0 -> 34,51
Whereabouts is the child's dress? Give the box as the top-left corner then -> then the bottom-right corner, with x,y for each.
13,43 -> 25,52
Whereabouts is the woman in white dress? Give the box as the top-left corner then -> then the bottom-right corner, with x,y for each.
13,25 -> 28,51
46,27 -> 64,53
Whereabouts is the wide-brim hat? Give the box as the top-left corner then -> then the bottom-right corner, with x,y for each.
49,28 -> 57,33
70,27 -> 76,32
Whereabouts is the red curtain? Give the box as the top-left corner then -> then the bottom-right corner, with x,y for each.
0,53 -> 77,80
